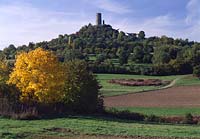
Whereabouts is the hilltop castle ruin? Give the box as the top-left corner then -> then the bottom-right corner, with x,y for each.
96,13 -> 105,26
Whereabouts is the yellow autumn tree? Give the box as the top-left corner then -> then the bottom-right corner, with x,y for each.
7,48 -> 65,103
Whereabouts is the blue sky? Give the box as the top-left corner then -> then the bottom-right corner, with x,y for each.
0,0 -> 200,49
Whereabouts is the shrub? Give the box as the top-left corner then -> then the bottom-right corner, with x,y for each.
193,65 -> 200,78
63,60 -> 103,113
184,113 -> 194,124
144,115 -> 161,123
162,116 -> 184,124
105,108 -> 145,121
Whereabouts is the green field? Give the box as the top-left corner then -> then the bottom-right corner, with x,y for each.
1,116 -> 200,139
175,75 -> 200,86
97,74 -> 185,97
110,107 -> 200,117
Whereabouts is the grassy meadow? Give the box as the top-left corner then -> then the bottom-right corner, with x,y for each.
2,116 -> 200,139
110,107 -> 200,117
175,75 -> 200,86
97,74 -> 184,97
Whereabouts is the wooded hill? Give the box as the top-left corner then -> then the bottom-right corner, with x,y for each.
1,24 -> 200,76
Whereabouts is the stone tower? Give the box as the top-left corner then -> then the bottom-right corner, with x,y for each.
96,13 -> 102,25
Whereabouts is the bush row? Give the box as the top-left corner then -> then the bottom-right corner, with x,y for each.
105,108 -> 199,125
0,96 -> 104,120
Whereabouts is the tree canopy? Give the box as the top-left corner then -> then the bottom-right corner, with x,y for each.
8,48 -> 65,103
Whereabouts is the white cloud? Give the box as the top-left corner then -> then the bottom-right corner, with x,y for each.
185,0 -> 200,25
183,0 -> 200,41
0,2 -> 89,49
111,15 -> 183,39
110,0 -> 200,42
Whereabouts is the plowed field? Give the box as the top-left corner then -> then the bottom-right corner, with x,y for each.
104,86 -> 200,107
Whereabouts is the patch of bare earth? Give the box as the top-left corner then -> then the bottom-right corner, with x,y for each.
104,86 -> 200,107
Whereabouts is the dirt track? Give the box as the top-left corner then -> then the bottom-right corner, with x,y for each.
104,86 -> 200,107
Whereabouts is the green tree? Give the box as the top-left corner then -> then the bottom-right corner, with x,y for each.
117,31 -> 125,41
191,44 -> 200,66
96,54 -> 106,64
3,44 -> 16,59
119,48 -> 129,65
0,51 -> 5,61
153,46 -> 171,64
63,60 -> 102,112
63,49 -> 85,61
138,31 -> 145,40
131,46 -> 144,63
0,61 -> 10,84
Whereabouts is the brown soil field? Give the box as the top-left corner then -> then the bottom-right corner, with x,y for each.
104,86 -> 200,107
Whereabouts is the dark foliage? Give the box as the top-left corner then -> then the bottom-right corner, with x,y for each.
105,108 -> 145,121
63,60 -> 104,114
193,65 -> 200,78
184,113 -> 194,124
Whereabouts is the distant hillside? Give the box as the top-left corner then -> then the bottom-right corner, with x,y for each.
0,24 -> 195,59
1,24 -> 200,76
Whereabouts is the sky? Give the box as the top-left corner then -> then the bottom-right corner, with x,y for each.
0,0 -> 200,49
